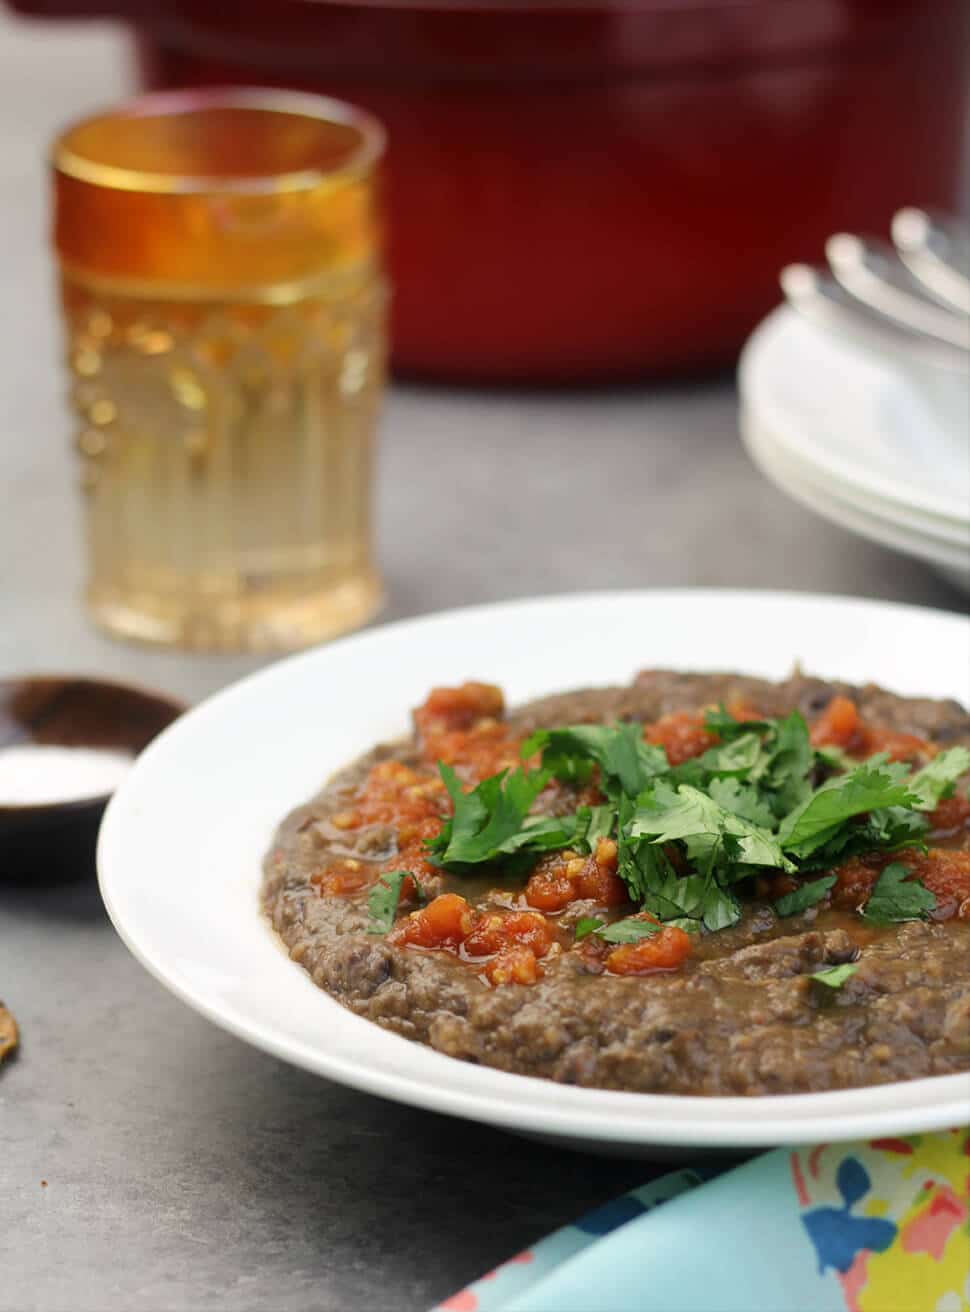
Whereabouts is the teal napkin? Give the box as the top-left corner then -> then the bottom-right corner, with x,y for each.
433,1130 -> 970,1312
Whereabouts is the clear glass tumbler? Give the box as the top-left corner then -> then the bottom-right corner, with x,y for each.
52,88 -> 386,651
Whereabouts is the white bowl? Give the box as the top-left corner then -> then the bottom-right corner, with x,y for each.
98,591 -> 970,1155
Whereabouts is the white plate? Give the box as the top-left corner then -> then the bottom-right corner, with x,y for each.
99,591 -> 970,1154
739,307 -> 970,527
742,408 -> 970,548
741,410 -> 970,593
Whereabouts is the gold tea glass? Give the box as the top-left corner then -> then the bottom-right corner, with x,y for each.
52,89 -> 386,651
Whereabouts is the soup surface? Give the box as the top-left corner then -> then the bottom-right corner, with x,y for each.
263,670 -> 970,1096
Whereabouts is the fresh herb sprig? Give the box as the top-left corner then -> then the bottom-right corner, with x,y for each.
420,709 -> 967,937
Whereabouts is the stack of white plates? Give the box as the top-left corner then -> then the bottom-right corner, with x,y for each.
739,306 -> 969,592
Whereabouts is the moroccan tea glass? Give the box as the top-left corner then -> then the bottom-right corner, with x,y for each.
52,89 -> 386,651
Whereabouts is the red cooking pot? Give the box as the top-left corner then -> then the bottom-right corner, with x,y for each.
13,0 -> 969,383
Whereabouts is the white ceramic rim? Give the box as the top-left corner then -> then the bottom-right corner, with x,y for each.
741,410 -> 970,577
742,410 -> 970,548
98,590 -> 970,1149
739,307 -> 970,527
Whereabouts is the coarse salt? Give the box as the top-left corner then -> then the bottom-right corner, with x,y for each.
0,743 -> 133,806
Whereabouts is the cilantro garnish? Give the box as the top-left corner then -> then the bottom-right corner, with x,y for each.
574,917 -> 604,941
415,702 -> 964,942
778,756 -> 919,857
809,963 -> 859,989
595,918 -> 662,944
367,870 -> 421,934
860,862 -> 937,926
574,916 -> 668,944
909,747 -> 970,811
522,723 -> 667,799
775,875 -> 837,917
427,762 -> 578,867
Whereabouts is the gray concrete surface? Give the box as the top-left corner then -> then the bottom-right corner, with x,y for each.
1,13 -> 966,1312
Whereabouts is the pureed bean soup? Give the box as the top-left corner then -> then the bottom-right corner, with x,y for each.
263,671 -> 970,1096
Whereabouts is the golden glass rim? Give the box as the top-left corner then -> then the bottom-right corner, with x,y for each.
51,87 -> 385,197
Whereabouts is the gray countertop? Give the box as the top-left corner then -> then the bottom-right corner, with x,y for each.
1,14 -> 965,1312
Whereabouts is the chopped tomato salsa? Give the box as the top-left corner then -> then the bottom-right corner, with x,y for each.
930,793 -> 970,838
307,680 -> 969,994
484,945 -> 543,986
334,760 -> 449,833
810,695 -> 933,764
644,711 -> 716,765
606,926 -> 693,976
413,682 -> 523,779
388,895 -> 557,986
389,893 -> 477,948
462,910 -> 556,960
831,847 -> 970,921
525,838 -> 628,911
310,860 -> 370,896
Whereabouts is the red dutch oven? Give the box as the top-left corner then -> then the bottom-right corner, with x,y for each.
12,0 -> 969,382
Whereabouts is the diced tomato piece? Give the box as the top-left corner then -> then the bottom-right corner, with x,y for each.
310,862 -> 370,896
929,794 -> 970,837
810,696 -> 865,753
575,838 -> 627,905
524,865 -> 578,911
576,865 -> 629,906
412,683 -> 523,779
605,926 -> 693,976
916,849 -> 970,921
352,760 -> 449,831
645,712 -> 716,765
809,696 -> 933,763
388,893 -> 477,948
415,682 -> 505,734
484,945 -> 542,986
863,727 -> 933,764
829,854 -> 884,911
463,910 -> 555,960
525,840 -> 630,912
727,700 -> 766,723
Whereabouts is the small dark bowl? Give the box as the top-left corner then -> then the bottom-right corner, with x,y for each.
0,676 -> 185,883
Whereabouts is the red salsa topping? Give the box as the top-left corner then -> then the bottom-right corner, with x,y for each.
309,685 -> 969,988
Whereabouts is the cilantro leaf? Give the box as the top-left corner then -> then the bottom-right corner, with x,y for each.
909,747 -> 970,811
630,784 -> 793,876
595,917 -> 662,944
703,706 -> 773,738
795,806 -> 929,872
663,917 -> 703,934
524,723 -> 667,798
778,755 -> 919,857
861,862 -> 937,926
698,883 -> 743,931
367,869 -> 420,934
708,777 -> 777,829
810,963 -> 859,988
428,762 -> 555,866
761,711 -> 815,815
618,817 -> 742,930
574,916 -> 604,941
697,732 -> 765,777
578,804 -> 616,854
774,875 -> 836,917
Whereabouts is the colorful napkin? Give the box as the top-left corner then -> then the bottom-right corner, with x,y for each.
433,1129 -> 970,1312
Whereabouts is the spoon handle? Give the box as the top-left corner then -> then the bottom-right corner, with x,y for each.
891,207 -> 970,316
825,232 -> 969,351
779,261 -> 970,373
